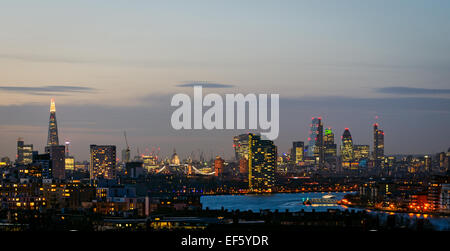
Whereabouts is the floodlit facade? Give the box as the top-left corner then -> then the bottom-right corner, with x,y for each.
90,145 -> 117,180
47,98 -> 59,146
340,128 -> 354,162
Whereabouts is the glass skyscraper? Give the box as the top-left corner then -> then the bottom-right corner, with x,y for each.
233,134 -> 251,161
373,123 -> 385,168
340,128 -> 354,162
47,98 -> 59,146
306,117 -> 324,166
323,128 -> 337,159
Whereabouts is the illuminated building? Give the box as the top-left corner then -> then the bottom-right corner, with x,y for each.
47,98 -> 59,146
323,128 -> 337,159
340,128 -> 354,162
32,152 -> 52,179
170,149 -> 181,165
239,158 -> 248,174
354,145 -> 370,161
248,133 -> 276,191
306,117 -> 324,165
428,176 -> 448,211
233,134 -> 250,161
45,145 -> 66,180
0,157 -> 11,167
90,145 -> 116,180
440,184 -> 450,213
214,156 -> 224,176
291,141 -> 304,165
65,156 -> 75,171
373,123 -> 385,168
142,155 -> 158,172
65,141 -> 75,171
17,138 -> 33,165
383,156 -> 395,175
438,149 -> 450,172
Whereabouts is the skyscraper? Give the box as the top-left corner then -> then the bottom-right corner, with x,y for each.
248,133 -> 277,191
323,128 -> 337,159
373,123 -> 385,168
233,134 -> 250,161
32,152 -> 52,179
291,141 -> 304,165
354,145 -> 370,161
306,117 -> 324,160
340,128 -> 354,162
16,138 -> 33,165
90,145 -> 117,180
45,145 -> 66,180
65,140 -> 75,171
47,98 -> 59,146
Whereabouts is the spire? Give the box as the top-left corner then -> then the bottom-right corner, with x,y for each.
47,98 -> 59,146
50,98 -> 56,112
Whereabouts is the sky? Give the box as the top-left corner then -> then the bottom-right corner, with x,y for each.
0,0 -> 449,161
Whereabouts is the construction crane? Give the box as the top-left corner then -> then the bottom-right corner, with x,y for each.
123,131 -> 130,163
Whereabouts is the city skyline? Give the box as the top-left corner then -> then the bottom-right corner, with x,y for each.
1,1 -> 450,160
2,97 -> 448,162
1,1 -> 449,236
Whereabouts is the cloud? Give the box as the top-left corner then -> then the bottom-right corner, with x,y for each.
176,81 -> 234,88
281,96 -> 450,113
376,86 -> 450,95
0,85 -> 96,96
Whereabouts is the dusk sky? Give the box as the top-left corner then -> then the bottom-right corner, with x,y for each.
1,0 -> 449,161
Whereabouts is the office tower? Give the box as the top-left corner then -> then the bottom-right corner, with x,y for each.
45,145 -> 66,180
214,156 -> 225,177
65,156 -> 75,171
64,140 -> 74,171
47,98 -> 59,146
16,138 -> 33,165
32,152 -> 52,179
354,145 -> 370,161
373,123 -> 385,168
248,133 -> 277,191
90,145 -> 116,180
233,134 -> 250,161
291,141 -> 304,165
306,117 -> 324,165
340,128 -> 354,161
323,128 -> 337,159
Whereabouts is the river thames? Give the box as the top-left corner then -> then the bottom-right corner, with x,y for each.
201,192 -> 450,230
201,192 -> 348,212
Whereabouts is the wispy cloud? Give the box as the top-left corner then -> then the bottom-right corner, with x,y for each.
376,86 -> 450,95
0,85 -> 96,96
282,96 -> 450,113
176,81 -> 234,89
